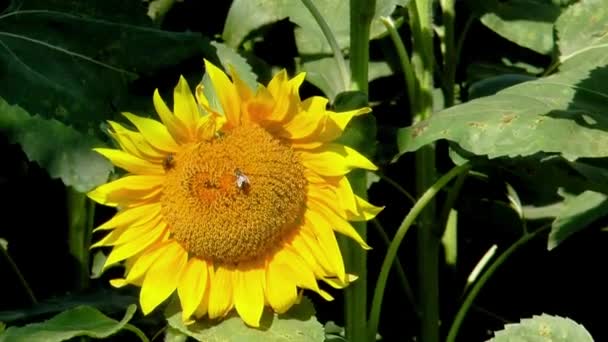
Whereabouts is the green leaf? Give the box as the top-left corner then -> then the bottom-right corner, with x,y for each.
490,313 -> 594,341
479,0 -> 562,55
165,297 -> 324,342
0,2 -> 213,134
303,58 -> 391,100
0,305 -> 146,342
468,74 -> 537,100
556,0 -> 608,69
548,190 -> 608,250
0,98 -> 111,192
164,327 -> 188,342
396,57 -> 608,161
0,291 -> 136,324
223,0 -> 405,54
211,41 -> 258,91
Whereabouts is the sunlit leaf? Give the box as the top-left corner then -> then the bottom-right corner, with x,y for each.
165,297 -> 324,342
478,0 -> 562,55
396,56 -> 608,161
489,313 -> 594,341
0,305 -> 145,342
223,0 -> 406,54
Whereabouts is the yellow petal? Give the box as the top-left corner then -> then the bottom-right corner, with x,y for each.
173,76 -> 201,136
94,148 -> 164,175
122,113 -> 180,153
299,144 -> 377,177
92,215 -> 163,248
308,108 -> 371,143
103,222 -> 167,269
234,265 -> 265,327
272,246 -> 333,301
265,262 -> 298,313
178,258 -> 209,321
153,89 -> 190,144
289,232 -> 329,278
208,266 -> 234,319
93,203 -> 161,231
228,64 -> 254,102
334,176 -> 358,216
88,175 -> 164,207
108,121 -> 164,161
348,195 -> 384,221
140,241 -> 187,314
304,210 -> 346,282
204,60 -> 241,127
124,240 -> 174,284
307,198 -> 371,250
194,265 -> 214,319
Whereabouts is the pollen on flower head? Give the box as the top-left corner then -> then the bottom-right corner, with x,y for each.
160,124 -> 307,264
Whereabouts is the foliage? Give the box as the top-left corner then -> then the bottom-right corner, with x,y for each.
1,0 -> 607,341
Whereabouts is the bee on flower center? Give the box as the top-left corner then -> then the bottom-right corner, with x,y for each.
163,153 -> 175,171
234,168 -> 250,190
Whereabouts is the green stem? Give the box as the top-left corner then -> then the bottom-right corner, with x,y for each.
371,219 -> 418,316
367,163 -> 471,342
380,16 -> 417,114
409,1 -> 438,341
440,0 -> 456,107
67,187 -> 95,290
349,0 -> 375,94
445,225 -> 551,342
300,0 -> 351,92
1,245 -> 37,304
124,324 -> 151,342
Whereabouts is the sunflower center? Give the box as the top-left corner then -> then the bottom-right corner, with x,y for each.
161,125 -> 307,264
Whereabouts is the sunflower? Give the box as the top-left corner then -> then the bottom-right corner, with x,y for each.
88,60 -> 382,327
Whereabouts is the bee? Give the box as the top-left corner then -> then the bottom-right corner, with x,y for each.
163,153 -> 175,171
234,168 -> 250,189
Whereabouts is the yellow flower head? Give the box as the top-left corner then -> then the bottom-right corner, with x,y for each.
88,60 -> 382,327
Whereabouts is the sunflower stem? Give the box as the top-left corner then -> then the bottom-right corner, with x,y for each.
407,0 -> 439,341
445,225 -> 551,342
349,0 -> 375,94
300,0 -> 350,92
440,0 -> 456,107
367,163 -> 470,342
67,187 -> 95,290
380,16 -> 417,115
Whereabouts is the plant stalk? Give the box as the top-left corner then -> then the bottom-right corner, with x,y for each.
67,187 -> 95,290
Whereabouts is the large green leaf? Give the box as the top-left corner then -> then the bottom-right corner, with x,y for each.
0,0 -> 213,133
222,0 -> 405,54
0,98 -> 111,192
548,190 -> 608,250
397,63 -> 608,161
165,297 -> 324,342
556,0 -> 608,68
490,314 -> 594,341
0,305 -> 145,342
478,0 -> 562,55
397,0 -> 608,162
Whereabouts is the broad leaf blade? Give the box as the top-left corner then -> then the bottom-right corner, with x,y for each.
557,0 -> 608,68
0,4 -> 213,132
396,62 -> 608,161
165,297 -> 324,342
479,0 -> 562,55
548,190 -> 608,250
0,305 -> 142,342
0,98 -> 111,192
489,313 -> 594,341
222,0 -> 406,53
